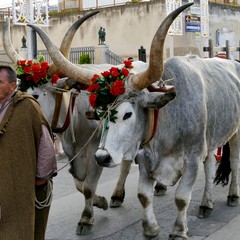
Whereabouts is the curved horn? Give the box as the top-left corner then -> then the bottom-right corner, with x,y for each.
130,3 -> 194,90
48,10 -> 99,76
27,23 -> 94,85
3,17 -> 24,62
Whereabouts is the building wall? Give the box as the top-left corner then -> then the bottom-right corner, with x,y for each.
0,0 -> 240,62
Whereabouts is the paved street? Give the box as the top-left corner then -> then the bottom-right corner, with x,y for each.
46,156 -> 240,240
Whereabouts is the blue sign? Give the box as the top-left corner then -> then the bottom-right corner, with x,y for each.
186,23 -> 201,32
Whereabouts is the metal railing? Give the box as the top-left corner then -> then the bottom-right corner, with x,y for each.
203,39 -> 240,60
105,49 -> 124,65
37,46 -> 95,64
37,46 -> 123,65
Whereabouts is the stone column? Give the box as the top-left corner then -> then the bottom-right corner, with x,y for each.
94,45 -> 109,64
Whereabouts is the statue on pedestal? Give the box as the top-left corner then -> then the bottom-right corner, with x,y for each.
98,27 -> 106,45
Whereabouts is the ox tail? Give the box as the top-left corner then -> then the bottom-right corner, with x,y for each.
214,142 -> 231,186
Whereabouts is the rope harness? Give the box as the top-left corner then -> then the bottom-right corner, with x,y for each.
35,179 -> 53,209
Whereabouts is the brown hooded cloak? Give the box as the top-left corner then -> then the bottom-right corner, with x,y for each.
0,91 -> 52,240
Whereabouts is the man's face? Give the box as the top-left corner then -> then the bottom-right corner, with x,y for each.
0,70 -> 16,105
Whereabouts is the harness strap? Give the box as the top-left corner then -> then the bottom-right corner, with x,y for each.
214,147 -> 222,161
52,93 -> 77,133
141,108 -> 159,145
51,92 -> 63,130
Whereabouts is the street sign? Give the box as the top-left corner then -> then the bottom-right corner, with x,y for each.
185,15 -> 201,32
185,15 -> 200,23
186,22 -> 201,32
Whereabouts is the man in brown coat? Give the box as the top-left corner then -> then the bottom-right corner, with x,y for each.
0,65 -> 57,239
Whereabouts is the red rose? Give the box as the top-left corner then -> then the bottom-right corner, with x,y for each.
32,64 -> 41,73
18,60 -> 27,66
110,67 -> 119,77
41,61 -> 49,69
121,68 -> 129,77
102,71 -> 110,78
89,93 -> 97,108
32,73 -> 41,83
86,83 -> 100,92
91,74 -> 99,83
27,60 -> 33,66
51,74 -> 59,84
23,66 -> 32,74
124,60 -> 133,69
110,80 -> 125,96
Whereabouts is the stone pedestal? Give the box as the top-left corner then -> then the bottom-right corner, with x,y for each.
19,48 -> 28,59
94,45 -> 109,64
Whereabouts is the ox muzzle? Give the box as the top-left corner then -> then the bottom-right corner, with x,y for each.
95,148 -> 114,167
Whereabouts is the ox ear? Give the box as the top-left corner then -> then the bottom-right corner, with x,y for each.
140,91 -> 176,109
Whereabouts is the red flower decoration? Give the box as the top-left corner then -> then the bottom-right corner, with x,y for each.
121,68 -> 129,77
18,60 -> 26,66
91,74 -> 99,83
51,74 -> 59,84
110,80 -> 125,96
102,71 -> 111,78
123,60 -> 133,69
16,56 -> 51,91
110,67 -> 119,77
32,74 -> 41,83
87,83 -> 100,92
89,93 -> 97,108
23,66 -> 32,74
86,59 -> 134,121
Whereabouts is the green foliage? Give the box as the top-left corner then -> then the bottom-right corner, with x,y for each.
79,53 -> 92,64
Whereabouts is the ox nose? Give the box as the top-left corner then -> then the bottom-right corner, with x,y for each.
95,149 -> 112,167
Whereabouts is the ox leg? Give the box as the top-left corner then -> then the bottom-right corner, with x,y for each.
198,153 -> 215,218
170,157 -> 199,240
75,165 -> 108,235
227,136 -> 240,206
137,153 -> 160,237
110,160 -> 132,208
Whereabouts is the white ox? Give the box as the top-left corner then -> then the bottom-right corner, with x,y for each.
3,13 -> 130,235
91,5 -> 240,240
18,3 -> 240,239
3,11 -> 166,235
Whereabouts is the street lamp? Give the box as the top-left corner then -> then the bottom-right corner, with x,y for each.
12,0 -> 49,60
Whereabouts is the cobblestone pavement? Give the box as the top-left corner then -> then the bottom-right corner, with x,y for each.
46,156 -> 240,240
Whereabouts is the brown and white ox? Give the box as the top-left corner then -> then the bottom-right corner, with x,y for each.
3,11 -> 166,235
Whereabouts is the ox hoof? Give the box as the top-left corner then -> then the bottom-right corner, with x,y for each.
94,196 -> 108,210
110,197 -> 124,208
169,234 -> 188,240
143,223 -> 160,238
197,205 -> 213,218
76,222 -> 93,235
227,195 -> 240,207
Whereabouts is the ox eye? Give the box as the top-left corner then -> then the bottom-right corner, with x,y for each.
123,112 -> 132,120
32,95 -> 39,99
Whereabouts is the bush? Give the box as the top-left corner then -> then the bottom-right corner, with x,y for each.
79,53 -> 92,64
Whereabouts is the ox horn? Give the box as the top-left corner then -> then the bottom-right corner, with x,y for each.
3,17 -> 24,63
27,17 -> 97,85
130,2 -> 194,90
48,10 -> 99,76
